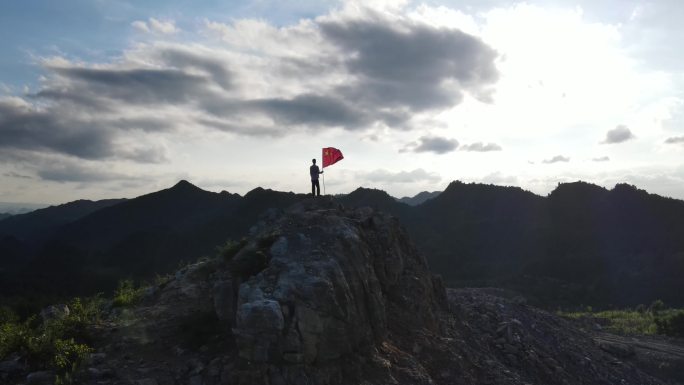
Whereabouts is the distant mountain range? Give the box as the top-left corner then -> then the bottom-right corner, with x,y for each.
0,202 -> 49,215
0,198 -> 126,241
2,179 -> 684,313
396,190 -> 441,206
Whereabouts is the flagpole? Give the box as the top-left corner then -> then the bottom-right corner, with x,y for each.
322,169 -> 326,195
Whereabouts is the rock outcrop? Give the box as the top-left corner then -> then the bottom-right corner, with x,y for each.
231,200 -> 447,366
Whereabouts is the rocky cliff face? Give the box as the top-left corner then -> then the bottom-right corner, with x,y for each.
230,200 -> 447,372
10,198 -> 672,385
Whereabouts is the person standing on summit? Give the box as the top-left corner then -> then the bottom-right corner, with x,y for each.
310,158 -> 323,196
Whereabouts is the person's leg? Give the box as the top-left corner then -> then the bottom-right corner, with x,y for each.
315,180 -> 321,196
311,180 -> 315,196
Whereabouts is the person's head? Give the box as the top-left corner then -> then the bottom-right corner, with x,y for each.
312,158 -> 316,164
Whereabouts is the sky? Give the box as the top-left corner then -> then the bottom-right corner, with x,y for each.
1,0 -> 684,204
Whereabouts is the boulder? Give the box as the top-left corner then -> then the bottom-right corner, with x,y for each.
232,202 -> 447,364
26,371 -> 55,385
0,356 -> 25,374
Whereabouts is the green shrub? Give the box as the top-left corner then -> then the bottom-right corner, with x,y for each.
53,338 -> 92,384
113,279 -> 144,307
0,295 -> 103,381
558,308 -> 658,335
649,299 -> 665,314
0,306 -> 18,324
216,238 -> 247,262
154,274 -> 172,288
0,320 -> 31,359
594,310 -> 658,335
655,310 -> 684,337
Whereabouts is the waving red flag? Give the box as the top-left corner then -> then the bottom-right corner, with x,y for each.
322,147 -> 344,168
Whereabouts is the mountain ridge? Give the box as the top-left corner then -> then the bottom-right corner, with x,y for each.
2,179 -> 684,313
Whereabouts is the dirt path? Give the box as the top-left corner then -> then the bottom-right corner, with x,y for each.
593,333 -> 684,384
595,333 -> 684,359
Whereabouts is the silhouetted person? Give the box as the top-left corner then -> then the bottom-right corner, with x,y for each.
310,159 -> 323,196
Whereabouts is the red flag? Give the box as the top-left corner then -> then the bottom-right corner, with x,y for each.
322,147 -> 344,168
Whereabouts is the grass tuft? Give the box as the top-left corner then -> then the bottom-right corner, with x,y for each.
559,300 -> 684,337
112,279 -> 145,308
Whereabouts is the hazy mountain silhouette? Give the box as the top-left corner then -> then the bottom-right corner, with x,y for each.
55,180 -> 239,249
0,213 -> 11,220
396,190 -> 441,206
338,187 -> 411,215
0,198 -> 125,241
407,181 -> 548,282
3,179 -> 684,314
0,181 -> 305,312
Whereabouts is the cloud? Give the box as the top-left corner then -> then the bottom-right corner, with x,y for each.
48,66 -> 210,105
1,4 -> 499,174
665,136 -> 684,144
132,18 -> 179,35
460,142 -> 502,152
131,21 -> 149,33
403,136 -> 459,154
359,168 -> 441,184
318,10 -> 499,111
248,94 -> 370,129
601,125 -> 635,144
0,97 -> 118,159
542,155 -> 570,164
592,156 -> 610,162
36,161 -> 147,183
152,47 -> 232,89
0,96 -> 168,162
3,172 -> 32,179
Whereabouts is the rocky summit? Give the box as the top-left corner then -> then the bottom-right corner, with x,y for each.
7,198 -> 675,384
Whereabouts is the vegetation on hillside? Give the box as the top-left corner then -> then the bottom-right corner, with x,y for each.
112,279 -> 146,308
0,296 -> 104,383
0,276 -> 151,383
559,300 -> 684,337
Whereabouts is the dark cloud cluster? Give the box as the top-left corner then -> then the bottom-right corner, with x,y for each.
320,14 -> 498,114
408,136 -> 459,154
0,98 -> 117,159
665,136 -> 684,144
601,125 -> 635,144
401,136 -> 503,155
3,172 -> 32,179
460,142 -> 502,152
542,155 -> 570,164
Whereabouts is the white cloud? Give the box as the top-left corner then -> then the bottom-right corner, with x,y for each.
132,18 -> 179,35
131,20 -> 150,33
